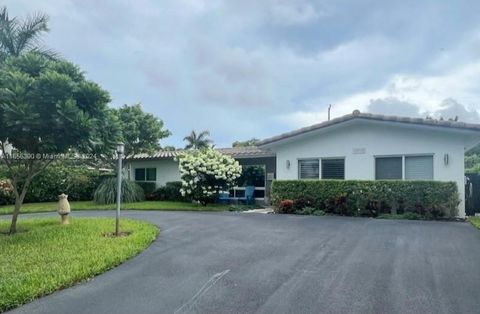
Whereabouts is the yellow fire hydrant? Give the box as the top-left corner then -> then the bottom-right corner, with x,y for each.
57,193 -> 71,225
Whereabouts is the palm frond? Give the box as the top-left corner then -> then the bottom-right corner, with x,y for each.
0,6 -> 19,56
29,46 -> 59,60
15,12 -> 49,54
183,129 -> 213,149
0,7 -> 52,58
197,130 -> 210,140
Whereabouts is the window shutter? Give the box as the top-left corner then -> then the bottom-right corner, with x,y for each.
299,159 -> 319,179
405,156 -> 433,180
322,159 -> 345,179
375,157 -> 402,180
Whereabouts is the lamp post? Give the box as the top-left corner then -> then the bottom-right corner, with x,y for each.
115,142 -> 124,236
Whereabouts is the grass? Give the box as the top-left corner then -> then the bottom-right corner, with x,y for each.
0,217 -> 158,312
469,216 -> 480,229
0,200 -> 229,215
377,212 -> 422,220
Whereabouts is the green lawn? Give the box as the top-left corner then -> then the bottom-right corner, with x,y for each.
469,217 -> 480,229
0,217 -> 158,312
0,200 -> 229,215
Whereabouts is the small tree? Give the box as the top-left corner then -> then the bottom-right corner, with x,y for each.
115,103 -> 171,156
0,53 -> 119,234
176,149 -> 242,205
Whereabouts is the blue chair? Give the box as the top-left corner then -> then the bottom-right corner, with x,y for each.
244,186 -> 255,205
218,191 -> 230,204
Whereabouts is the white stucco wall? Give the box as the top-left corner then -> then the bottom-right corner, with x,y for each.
125,159 -> 180,188
269,119 -> 477,217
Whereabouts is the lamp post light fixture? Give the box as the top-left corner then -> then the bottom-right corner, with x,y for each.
115,142 -> 124,236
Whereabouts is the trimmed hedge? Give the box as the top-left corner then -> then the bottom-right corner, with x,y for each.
271,180 -> 460,218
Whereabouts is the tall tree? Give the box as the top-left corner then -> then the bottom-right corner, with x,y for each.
184,130 -> 213,150
0,53 -> 120,234
115,103 -> 171,156
0,6 -> 56,61
232,138 -> 260,147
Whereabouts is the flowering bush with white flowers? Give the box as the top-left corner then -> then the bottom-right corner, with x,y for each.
176,149 -> 242,205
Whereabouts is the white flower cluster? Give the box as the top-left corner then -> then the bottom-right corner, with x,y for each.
176,149 -> 242,200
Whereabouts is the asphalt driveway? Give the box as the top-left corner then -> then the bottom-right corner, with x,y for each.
7,211 -> 480,314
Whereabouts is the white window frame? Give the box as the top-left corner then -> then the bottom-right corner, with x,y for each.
297,157 -> 346,180
374,154 -> 434,180
405,155 -> 434,180
298,158 -> 320,179
134,167 -> 157,182
321,157 -> 346,180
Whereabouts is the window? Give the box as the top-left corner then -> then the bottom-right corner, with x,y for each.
322,159 -> 345,179
299,159 -> 319,179
135,168 -> 145,181
375,155 -> 434,180
146,168 -> 156,181
375,157 -> 402,180
135,168 -> 156,181
237,165 -> 266,187
405,156 -> 433,180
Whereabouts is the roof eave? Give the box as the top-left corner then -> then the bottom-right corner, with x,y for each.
258,115 -> 480,147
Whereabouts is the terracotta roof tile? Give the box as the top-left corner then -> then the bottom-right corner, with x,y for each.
126,147 -> 274,160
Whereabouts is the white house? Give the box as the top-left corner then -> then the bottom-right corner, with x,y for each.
125,110 -> 480,217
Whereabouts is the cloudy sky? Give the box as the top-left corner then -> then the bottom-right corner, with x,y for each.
6,0 -> 480,147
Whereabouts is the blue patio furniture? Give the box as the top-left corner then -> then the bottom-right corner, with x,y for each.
218,191 -> 230,204
243,186 -> 255,205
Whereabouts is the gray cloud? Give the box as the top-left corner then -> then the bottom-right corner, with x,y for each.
6,0 -> 480,146
366,97 -> 480,123
268,0 -> 322,26
367,98 -> 422,117
433,98 -> 480,123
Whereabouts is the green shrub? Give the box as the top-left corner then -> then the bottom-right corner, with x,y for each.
271,180 -> 459,218
136,182 -> 156,195
403,212 -> 421,220
93,177 -> 145,205
312,209 -> 326,216
0,165 -> 102,204
148,181 -> 189,201
294,206 -> 315,215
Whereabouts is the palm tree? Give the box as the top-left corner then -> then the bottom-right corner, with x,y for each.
0,6 -> 56,62
184,130 -> 213,150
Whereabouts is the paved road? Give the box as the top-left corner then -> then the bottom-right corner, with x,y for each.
7,211 -> 480,314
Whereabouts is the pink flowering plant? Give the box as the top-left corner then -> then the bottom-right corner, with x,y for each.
176,149 -> 242,205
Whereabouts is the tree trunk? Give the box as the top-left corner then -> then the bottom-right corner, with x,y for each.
9,181 -> 30,235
